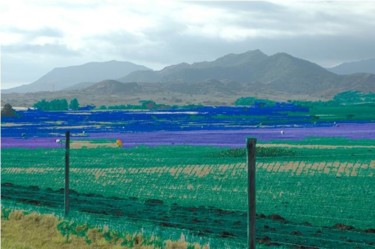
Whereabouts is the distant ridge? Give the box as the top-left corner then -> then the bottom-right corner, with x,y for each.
120,50 -> 337,86
120,50 -> 373,96
328,58 -> 375,75
119,50 -> 270,83
2,50 -> 374,107
3,61 -> 151,93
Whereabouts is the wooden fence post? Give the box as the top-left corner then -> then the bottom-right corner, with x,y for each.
247,138 -> 257,249
65,131 -> 70,217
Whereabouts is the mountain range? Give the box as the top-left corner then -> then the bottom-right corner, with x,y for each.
2,50 -> 374,106
2,61 -> 150,93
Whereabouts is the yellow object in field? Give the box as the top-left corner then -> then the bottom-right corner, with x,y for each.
116,139 -> 123,147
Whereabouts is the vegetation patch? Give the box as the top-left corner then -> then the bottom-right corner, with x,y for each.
1,209 -> 208,249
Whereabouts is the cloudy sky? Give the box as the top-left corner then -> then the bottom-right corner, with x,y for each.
1,0 -> 375,89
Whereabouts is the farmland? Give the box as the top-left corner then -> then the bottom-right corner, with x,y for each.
1,103 -> 375,248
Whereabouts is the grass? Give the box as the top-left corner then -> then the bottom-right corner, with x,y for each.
1,210 -> 207,249
1,211 -> 93,249
2,141 -> 374,248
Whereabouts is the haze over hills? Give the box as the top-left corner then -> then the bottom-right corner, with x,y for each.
3,61 -> 151,93
328,58 -> 375,75
2,50 -> 375,107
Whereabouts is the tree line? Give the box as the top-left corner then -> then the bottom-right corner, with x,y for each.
33,98 -> 80,111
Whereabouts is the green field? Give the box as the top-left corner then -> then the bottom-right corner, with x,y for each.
2,139 -> 375,248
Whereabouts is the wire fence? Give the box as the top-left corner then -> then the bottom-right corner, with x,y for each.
2,137 -> 375,248
254,154 -> 375,248
2,143 -> 250,248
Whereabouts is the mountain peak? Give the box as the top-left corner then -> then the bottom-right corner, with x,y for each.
163,62 -> 190,71
245,49 -> 266,56
213,49 -> 268,66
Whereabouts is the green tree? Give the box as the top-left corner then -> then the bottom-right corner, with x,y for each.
50,99 -> 68,110
33,99 -> 68,110
69,98 -> 80,110
33,99 -> 49,110
234,96 -> 275,107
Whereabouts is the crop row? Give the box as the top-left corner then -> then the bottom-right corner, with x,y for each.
3,162 -> 375,229
257,160 -> 375,177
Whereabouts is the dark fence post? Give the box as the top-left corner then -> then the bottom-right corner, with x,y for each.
247,138 -> 256,249
65,131 -> 70,217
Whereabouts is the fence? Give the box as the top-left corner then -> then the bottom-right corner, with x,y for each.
2,133 -> 252,248
254,142 -> 375,249
2,134 -> 375,248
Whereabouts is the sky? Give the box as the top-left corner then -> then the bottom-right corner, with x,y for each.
1,0 -> 375,89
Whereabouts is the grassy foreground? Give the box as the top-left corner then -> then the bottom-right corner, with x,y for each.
1,210 -> 205,249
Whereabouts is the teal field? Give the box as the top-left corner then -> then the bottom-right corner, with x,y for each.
2,139 -> 375,248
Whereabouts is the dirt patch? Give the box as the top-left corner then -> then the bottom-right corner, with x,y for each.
219,231 -> 235,238
333,223 -> 355,230
258,236 -> 272,245
268,214 -> 286,223
70,140 -> 118,149
291,230 -> 303,236
145,199 -> 164,206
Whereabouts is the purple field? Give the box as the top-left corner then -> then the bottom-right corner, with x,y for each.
2,123 -> 375,148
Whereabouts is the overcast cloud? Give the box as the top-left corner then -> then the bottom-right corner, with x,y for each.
1,0 -> 375,89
